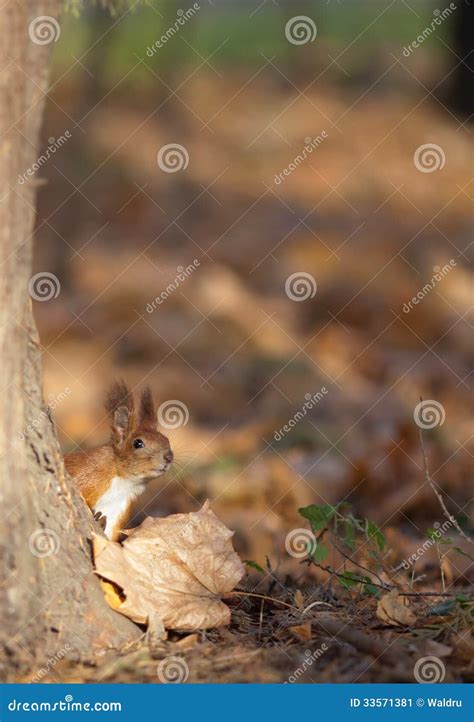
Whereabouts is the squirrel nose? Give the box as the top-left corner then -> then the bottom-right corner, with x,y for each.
164,449 -> 174,464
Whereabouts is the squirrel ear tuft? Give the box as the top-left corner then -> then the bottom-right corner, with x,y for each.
139,386 -> 156,428
106,380 -> 136,446
105,380 -> 134,416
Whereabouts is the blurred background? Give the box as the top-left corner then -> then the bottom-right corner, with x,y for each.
33,0 -> 472,577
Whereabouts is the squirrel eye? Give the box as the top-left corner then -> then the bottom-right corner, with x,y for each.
133,438 -> 145,449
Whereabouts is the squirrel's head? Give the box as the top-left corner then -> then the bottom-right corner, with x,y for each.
105,381 -> 173,481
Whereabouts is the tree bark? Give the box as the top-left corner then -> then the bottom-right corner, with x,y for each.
0,0 -> 140,680
451,0 -> 474,119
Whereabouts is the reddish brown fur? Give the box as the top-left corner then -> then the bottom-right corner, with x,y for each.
138,387 -> 156,428
64,382 -> 173,540
65,445 -> 118,508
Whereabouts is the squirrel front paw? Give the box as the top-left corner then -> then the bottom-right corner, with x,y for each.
94,510 -> 107,531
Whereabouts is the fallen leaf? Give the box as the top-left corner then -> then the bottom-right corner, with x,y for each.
99,580 -> 123,610
289,589 -> 312,641
376,590 -> 416,626
419,639 -> 453,658
147,611 -> 167,642
294,590 -> 305,609
451,631 -> 473,662
93,501 -> 245,631
289,623 -> 312,642
175,633 -> 200,651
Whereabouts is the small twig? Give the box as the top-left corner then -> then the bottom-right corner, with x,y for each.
304,559 -> 390,592
399,591 -> 469,598
419,426 -> 472,544
305,559 -> 469,597
257,599 -> 264,641
302,601 -> 334,614
332,538 -> 387,588
410,561 -> 416,592
436,541 -> 446,593
227,591 -> 297,610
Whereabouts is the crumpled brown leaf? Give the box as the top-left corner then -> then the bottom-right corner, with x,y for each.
376,589 -> 416,626
93,501 -> 245,631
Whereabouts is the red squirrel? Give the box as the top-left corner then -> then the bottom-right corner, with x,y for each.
64,380 -> 173,541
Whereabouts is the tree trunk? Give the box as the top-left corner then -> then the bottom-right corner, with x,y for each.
0,0 -> 140,679
451,0 -> 474,119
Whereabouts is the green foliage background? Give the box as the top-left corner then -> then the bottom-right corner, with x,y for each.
58,0 -> 446,86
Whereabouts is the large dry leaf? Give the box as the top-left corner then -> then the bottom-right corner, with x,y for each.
376,590 -> 416,626
93,501 -> 245,631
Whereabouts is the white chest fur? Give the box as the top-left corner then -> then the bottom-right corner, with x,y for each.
94,476 -> 146,539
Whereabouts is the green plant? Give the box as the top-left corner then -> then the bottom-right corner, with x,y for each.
298,502 -> 387,596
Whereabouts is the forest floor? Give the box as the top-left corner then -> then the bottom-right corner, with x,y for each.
19,576 -> 473,684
